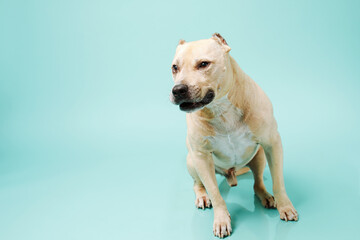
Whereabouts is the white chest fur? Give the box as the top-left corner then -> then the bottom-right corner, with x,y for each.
205,95 -> 259,170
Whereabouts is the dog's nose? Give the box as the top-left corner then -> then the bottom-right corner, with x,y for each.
172,84 -> 188,98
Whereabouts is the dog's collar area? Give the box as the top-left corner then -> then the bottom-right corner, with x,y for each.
179,89 -> 215,112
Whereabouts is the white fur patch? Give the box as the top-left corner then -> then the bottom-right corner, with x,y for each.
205,95 -> 259,170
208,126 -> 259,170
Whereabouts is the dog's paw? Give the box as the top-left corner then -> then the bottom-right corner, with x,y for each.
278,204 -> 298,221
195,195 -> 212,209
213,210 -> 232,238
261,194 -> 276,209
254,186 -> 276,209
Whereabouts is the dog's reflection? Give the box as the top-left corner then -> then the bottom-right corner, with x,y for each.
191,176 -> 295,239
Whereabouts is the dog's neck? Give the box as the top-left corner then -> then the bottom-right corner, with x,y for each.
214,55 -> 235,100
204,93 -> 230,117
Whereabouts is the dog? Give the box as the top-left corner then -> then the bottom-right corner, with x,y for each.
170,33 -> 298,238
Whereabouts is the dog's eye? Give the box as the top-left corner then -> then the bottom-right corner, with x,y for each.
198,61 -> 210,69
172,64 -> 178,73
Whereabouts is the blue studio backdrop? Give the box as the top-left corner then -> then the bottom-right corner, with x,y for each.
0,0 -> 359,239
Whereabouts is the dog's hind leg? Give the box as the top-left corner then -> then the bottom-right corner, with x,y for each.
247,146 -> 276,209
187,154 -> 212,209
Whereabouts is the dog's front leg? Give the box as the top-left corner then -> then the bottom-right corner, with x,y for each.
191,150 -> 232,238
262,131 -> 298,221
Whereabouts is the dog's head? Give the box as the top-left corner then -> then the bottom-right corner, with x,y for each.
170,33 -> 232,113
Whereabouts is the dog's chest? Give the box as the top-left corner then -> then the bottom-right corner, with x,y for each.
205,96 -> 259,170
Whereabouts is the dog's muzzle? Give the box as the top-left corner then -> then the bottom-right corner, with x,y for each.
171,84 -> 215,112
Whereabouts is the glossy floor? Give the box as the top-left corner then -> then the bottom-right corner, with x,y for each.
1,0 -> 359,239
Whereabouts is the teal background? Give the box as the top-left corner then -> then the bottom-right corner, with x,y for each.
1,0 -> 359,239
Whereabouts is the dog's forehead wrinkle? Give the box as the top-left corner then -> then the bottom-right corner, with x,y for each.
193,57 -> 216,63
172,58 -> 182,68
175,39 -> 223,63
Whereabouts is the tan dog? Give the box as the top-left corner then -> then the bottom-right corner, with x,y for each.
170,33 -> 298,238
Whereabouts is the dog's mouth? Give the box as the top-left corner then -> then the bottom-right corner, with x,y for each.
179,90 -> 215,112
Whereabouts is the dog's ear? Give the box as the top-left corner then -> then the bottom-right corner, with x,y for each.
178,39 -> 186,45
212,33 -> 231,53
212,33 -> 228,45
